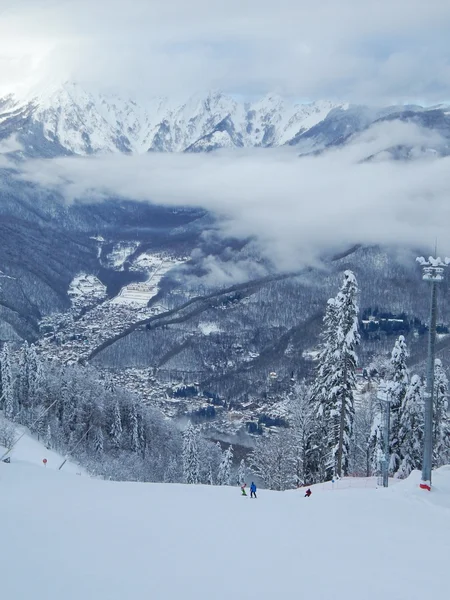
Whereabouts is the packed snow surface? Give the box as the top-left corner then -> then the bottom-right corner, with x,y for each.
0,424 -> 84,474
1,445 -> 449,600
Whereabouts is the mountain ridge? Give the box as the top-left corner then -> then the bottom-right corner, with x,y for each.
2,82 -> 449,157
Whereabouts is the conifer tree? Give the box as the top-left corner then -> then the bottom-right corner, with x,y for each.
16,342 -> 43,426
313,298 -> 339,421
311,272 -> 360,479
182,422 -> 200,484
1,344 -> 15,420
60,375 -> 77,447
288,381 -> 314,486
207,461 -> 214,485
397,374 -> 424,477
130,401 -> 140,453
332,270 -> 360,478
183,422 -> 200,484
311,298 -> 339,480
45,423 -> 52,449
351,390 -> 377,477
237,458 -> 246,485
93,426 -> 104,456
33,405 -> 48,440
250,433 -> 293,490
433,360 -> 450,467
387,336 -> 409,474
28,344 -> 43,409
311,271 -> 360,478
110,399 -> 122,449
369,402 -> 385,475
17,341 -> 31,417
164,458 -> 179,483
217,444 -> 233,485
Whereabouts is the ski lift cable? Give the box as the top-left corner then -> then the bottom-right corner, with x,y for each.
58,425 -> 94,471
0,395 -> 61,462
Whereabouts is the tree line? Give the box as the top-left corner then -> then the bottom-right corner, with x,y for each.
248,271 -> 450,490
0,343 -> 240,485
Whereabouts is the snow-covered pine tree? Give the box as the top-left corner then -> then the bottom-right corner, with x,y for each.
208,462 -> 214,485
93,426 -> 104,456
217,444 -> 233,485
397,374 -> 424,478
310,297 -> 339,480
33,405 -> 48,441
28,344 -> 44,409
198,439 -> 221,485
433,360 -> 450,467
110,399 -> 122,449
351,389 -> 378,477
16,341 -> 31,418
0,417 -> 15,449
138,418 -> 146,459
164,458 -> 180,483
237,458 -> 246,486
0,346 -> 3,410
59,374 -> 77,448
369,398 -> 385,476
182,422 -> 200,484
288,381 -> 314,486
312,298 -> 339,418
129,400 -> 140,453
15,342 -> 44,427
250,433 -> 294,490
1,344 -> 16,420
329,270 -> 360,478
387,336 -> 409,474
45,423 -> 52,449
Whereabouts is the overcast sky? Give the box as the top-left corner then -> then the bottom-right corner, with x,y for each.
1,0 -> 450,103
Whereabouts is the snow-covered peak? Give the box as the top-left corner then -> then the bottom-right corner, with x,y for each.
0,81 -> 343,154
5,82 -> 445,157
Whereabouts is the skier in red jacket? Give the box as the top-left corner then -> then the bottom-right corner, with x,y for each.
304,488 -> 312,498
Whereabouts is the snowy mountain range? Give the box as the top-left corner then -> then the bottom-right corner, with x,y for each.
1,82 -> 450,156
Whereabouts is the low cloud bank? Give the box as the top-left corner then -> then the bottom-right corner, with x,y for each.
8,121 -> 450,270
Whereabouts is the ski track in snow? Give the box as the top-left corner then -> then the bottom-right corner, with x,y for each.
1,437 -> 449,600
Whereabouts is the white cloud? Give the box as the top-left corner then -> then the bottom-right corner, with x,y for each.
0,135 -> 22,154
0,0 -> 449,102
0,134 -> 21,167
15,121 -> 450,270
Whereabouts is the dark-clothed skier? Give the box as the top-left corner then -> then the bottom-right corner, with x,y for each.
250,482 -> 257,498
305,488 -> 312,498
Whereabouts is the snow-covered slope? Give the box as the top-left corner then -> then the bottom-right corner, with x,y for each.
1,456 -> 448,600
0,421 -> 84,473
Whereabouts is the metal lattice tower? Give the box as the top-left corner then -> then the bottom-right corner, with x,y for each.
377,381 -> 391,488
416,256 -> 450,490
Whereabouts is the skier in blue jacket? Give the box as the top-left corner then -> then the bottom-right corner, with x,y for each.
250,482 -> 257,498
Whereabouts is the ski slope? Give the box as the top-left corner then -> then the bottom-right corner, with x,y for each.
0,425 -> 84,474
0,442 -> 449,600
